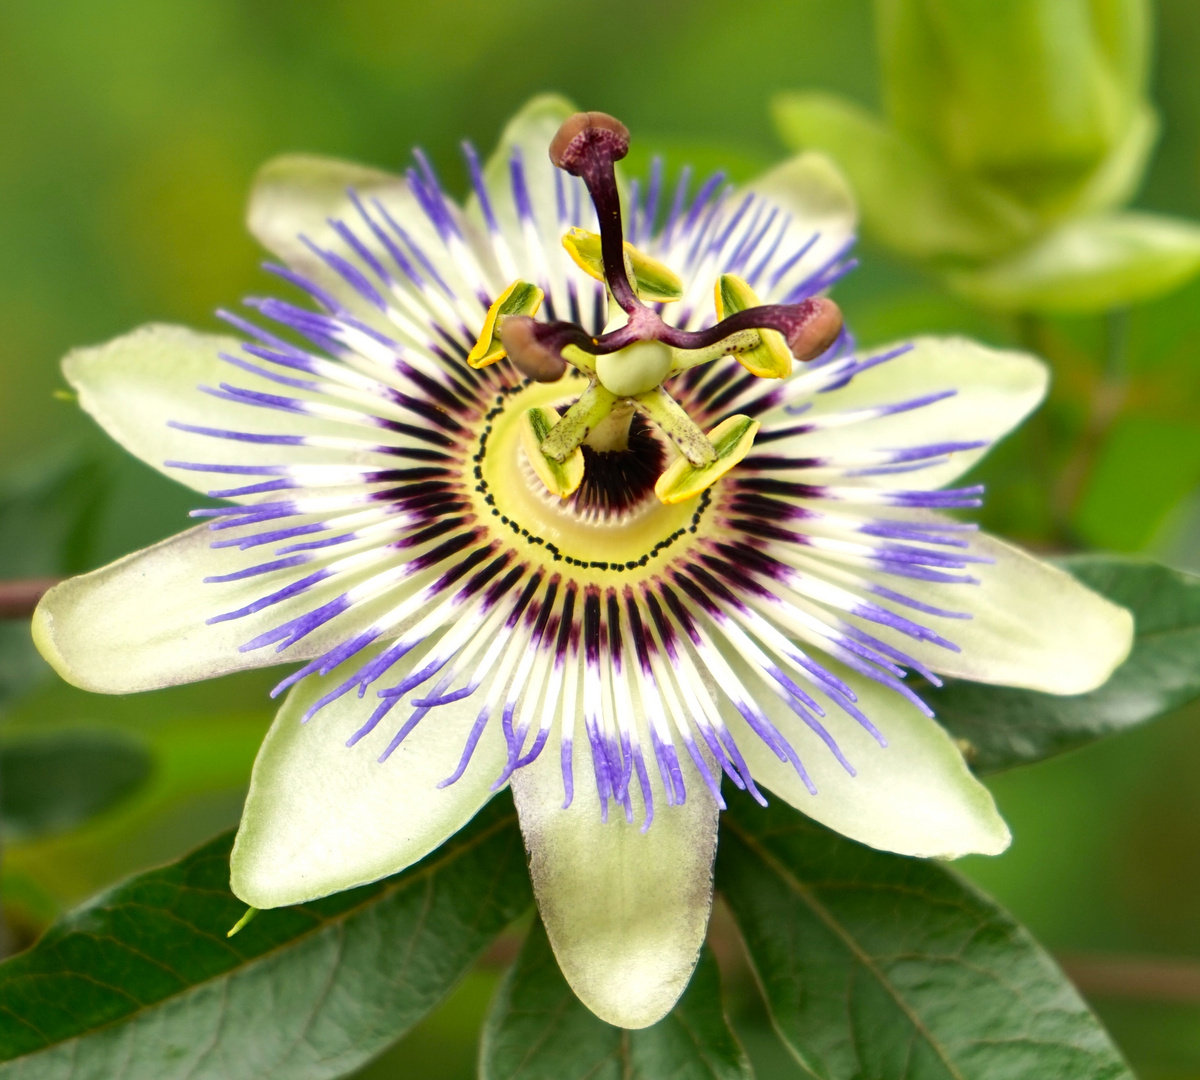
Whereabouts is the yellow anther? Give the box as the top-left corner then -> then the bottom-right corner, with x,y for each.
468,280 -> 544,369
521,405 -> 585,498
561,228 -> 684,303
714,274 -> 793,380
654,414 -> 759,505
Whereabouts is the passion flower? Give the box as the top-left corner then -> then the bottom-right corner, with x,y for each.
33,96 -> 1133,1028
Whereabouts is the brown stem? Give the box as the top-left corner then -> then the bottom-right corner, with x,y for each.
0,578 -> 60,619
1058,952 -> 1200,1003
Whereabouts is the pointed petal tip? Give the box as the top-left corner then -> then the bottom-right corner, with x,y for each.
558,948 -> 697,1030
30,588 -> 72,686
512,750 -> 718,1034
1073,595 -> 1135,694
933,808 -> 1012,861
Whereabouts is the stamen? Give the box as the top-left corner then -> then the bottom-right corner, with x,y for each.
499,316 -> 568,382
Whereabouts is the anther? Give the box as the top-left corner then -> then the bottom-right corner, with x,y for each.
499,316 -> 568,382
786,298 -> 844,363
549,112 -> 630,174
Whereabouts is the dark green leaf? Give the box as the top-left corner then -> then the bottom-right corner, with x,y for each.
1,731 -> 152,841
0,795 -> 532,1079
717,791 -> 1133,1080
0,453 -> 109,579
931,556 -> 1200,773
0,624 -> 43,710
0,451 -> 110,706
481,919 -> 752,1080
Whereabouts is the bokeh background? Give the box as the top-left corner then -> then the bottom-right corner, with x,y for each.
1,1 -> 1199,1076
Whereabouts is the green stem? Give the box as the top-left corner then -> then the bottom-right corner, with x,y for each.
540,381 -> 618,461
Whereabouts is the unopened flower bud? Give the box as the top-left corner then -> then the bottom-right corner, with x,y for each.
877,0 -> 1151,207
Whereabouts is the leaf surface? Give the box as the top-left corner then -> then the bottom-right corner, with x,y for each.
717,791 -> 1133,1080
481,919 -> 752,1080
1,732 -> 152,841
0,797 -> 531,1080
931,556 -> 1200,773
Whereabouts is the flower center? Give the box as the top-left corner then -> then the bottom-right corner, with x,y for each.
466,110 -> 846,509
475,379 -> 705,573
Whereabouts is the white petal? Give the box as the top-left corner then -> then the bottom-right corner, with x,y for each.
466,94 -> 602,320
32,525 -> 387,694
247,153 -> 404,267
231,645 -> 507,907
64,323 -> 391,496
863,530 -> 1135,694
510,735 -> 718,1029
248,153 -> 497,321
742,152 -> 858,303
726,659 -> 1010,859
778,335 -> 1048,488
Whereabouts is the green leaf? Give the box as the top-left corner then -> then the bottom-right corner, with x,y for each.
772,92 -> 1032,262
1,731 -> 152,842
0,453 -> 108,580
1074,417 -> 1200,551
930,556 -> 1200,774
0,452 -> 110,706
0,796 -> 532,1079
717,791 -> 1133,1080
947,211 -> 1200,313
480,918 -> 752,1080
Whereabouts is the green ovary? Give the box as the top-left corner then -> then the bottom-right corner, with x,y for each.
595,341 -> 673,398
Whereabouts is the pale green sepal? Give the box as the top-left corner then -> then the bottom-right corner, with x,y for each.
520,406 -> 583,498
863,529 -> 1135,694
231,643 -> 506,908
561,228 -> 684,303
796,335 -> 1048,489
31,525 -> 389,693
655,415 -> 758,505
468,280 -> 544,369
510,733 -> 719,1030
724,658 -> 1010,860
62,324 -> 395,496
714,274 -> 792,379
772,92 -> 1033,262
947,211 -> 1200,314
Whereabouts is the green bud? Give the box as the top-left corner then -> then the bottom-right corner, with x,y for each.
877,0 -> 1154,212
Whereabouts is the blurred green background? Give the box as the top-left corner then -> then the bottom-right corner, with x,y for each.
1,0 -> 1199,1076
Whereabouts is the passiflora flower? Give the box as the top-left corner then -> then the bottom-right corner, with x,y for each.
33,96 -> 1133,1028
